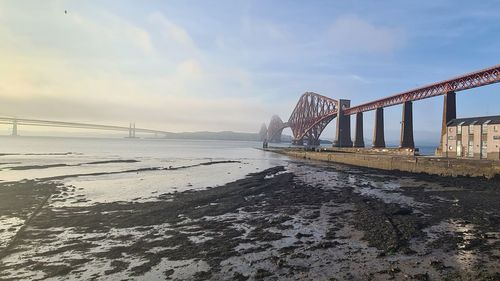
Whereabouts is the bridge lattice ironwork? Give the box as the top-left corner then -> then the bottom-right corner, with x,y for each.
287,92 -> 338,144
344,64 -> 500,115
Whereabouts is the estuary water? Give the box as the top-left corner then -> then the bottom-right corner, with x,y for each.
0,136 -> 289,204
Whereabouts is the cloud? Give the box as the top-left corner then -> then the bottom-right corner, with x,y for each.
149,11 -> 196,50
241,17 -> 289,44
0,1 -> 154,59
0,3 -> 268,133
328,15 -> 403,54
177,59 -> 204,77
70,11 -> 155,55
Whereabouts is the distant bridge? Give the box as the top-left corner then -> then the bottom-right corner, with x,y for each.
0,117 -> 170,138
265,64 -> 500,149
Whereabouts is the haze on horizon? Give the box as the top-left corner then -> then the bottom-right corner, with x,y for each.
1,0 -> 499,142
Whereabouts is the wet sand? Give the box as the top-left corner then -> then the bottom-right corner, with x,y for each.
0,161 -> 499,280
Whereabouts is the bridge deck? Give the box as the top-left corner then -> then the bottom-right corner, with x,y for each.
0,117 -> 169,135
344,64 -> 500,115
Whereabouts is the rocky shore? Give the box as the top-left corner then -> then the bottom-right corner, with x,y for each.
0,160 -> 499,280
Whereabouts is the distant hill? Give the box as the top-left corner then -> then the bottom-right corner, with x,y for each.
155,131 -> 338,144
158,131 -> 294,142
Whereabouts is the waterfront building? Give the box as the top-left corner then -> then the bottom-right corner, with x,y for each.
442,115 -> 500,160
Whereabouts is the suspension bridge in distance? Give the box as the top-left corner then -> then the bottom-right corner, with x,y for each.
0,117 -> 169,138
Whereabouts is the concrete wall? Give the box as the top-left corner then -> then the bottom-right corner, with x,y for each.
278,149 -> 500,179
320,147 -> 417,156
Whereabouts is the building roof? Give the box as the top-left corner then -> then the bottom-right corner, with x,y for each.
447,115 -> 500,126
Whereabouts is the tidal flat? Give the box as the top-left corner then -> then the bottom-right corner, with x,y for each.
0,156 -> 499,280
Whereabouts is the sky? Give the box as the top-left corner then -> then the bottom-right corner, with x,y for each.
0,0 -> 499,143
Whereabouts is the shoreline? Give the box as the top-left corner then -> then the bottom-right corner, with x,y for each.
267,147 -> 500,179
0,157 -> 499,280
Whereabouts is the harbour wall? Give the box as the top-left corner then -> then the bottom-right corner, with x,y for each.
273,148 -> 500,179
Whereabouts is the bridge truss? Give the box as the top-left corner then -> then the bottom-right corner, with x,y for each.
265,64 -> 500,147
287,92 -> 338,145
344,64 -> 500,115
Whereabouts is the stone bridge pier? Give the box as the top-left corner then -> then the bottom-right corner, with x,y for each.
400,101 -> 415,148
128,123 -> 136,138
372,108 -> 385,148
437,92 -> 456,155
353,112 -> 364,147
333,99 -> 353,147
12,119 -> 18,136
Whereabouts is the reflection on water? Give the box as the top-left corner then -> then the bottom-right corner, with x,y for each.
0,137 -> 289,183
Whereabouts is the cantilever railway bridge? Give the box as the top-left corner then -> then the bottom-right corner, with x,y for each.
264,64 -> 500,150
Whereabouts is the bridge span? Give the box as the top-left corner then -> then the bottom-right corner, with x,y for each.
265,64 -> 500,150
0,117 -> 170,138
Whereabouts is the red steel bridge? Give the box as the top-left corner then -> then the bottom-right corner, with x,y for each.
265,64 -> 500,149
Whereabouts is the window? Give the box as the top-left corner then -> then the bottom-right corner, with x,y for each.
482,120 -> 490,134
469,121 -> 476,134
468,136 -> 474,157
457,121 -> 464,140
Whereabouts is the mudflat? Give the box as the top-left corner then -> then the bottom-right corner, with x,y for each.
0,162 -> 499,280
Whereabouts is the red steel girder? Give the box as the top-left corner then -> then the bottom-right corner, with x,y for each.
287,92 -> 338,143
344,64 -> 500,115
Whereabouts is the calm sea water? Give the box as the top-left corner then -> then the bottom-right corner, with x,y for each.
0,136 -> 436,199
0,136 -> 292,202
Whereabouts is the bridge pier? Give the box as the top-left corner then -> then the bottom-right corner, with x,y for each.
333,99 -> 353,147
372,108 -> 386,148
437,92 -> 456,154
12,119 -> 18,136
308,139 -> 320,146
128,123 -> 136,138
353,112 -> 364,147
400,101 -> 415,148
292,139 -> 304,145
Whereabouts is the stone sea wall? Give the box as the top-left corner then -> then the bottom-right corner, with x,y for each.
275,148 -> 500,179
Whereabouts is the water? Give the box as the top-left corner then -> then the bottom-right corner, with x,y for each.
0,136 -> 289,203
417,145 -> 438,155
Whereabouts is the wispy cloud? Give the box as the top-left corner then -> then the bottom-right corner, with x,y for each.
148,11 -> 196,51
328,15 -> 404,54
0,3 -> 270,132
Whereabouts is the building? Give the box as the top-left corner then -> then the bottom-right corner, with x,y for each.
442,115 -> 500,160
